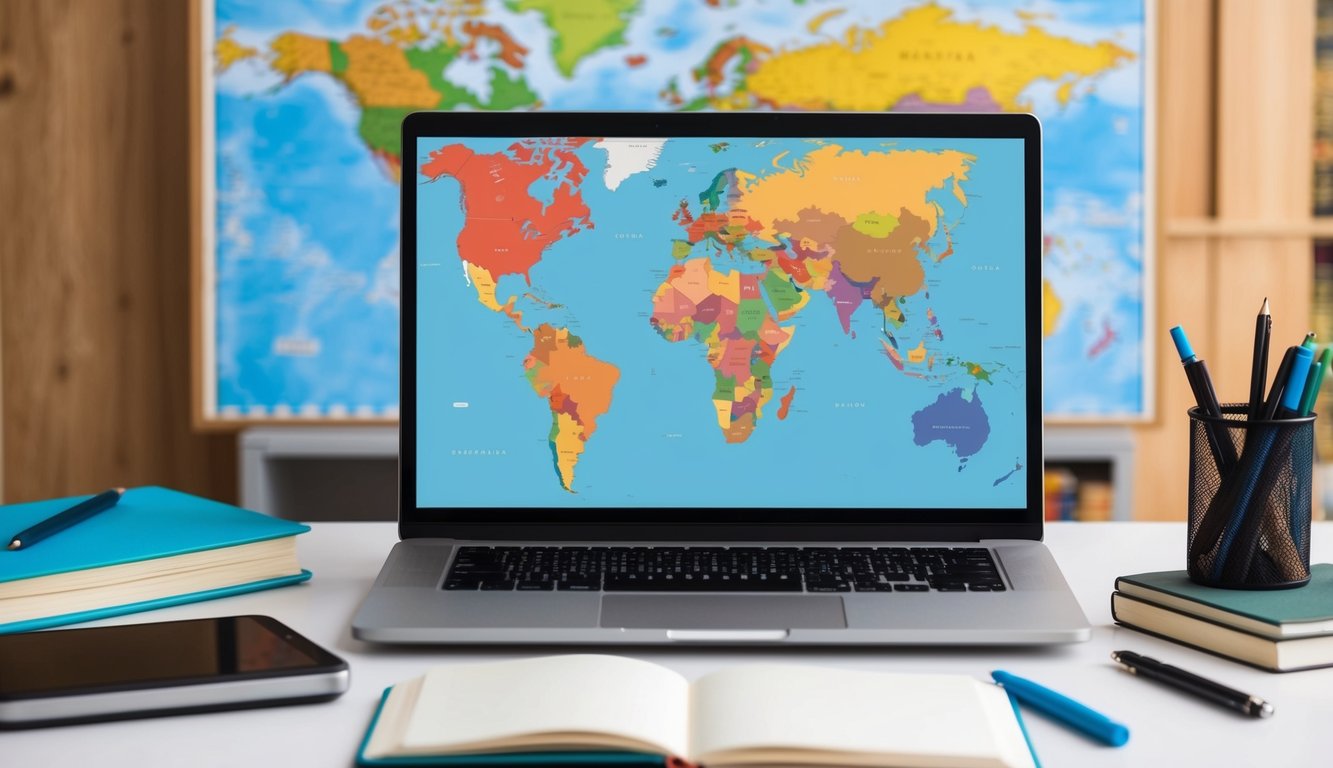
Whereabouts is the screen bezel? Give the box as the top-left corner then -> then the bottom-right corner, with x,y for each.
401,111 -> 1043,542
0,615 -> 347,701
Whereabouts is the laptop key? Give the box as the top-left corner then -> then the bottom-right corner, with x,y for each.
557,580 -> 600,591
853,581 -> 895,592
894,584 -> 929,592
516,580 -> 555,591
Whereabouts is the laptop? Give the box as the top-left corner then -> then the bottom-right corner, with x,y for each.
352,111 -> 1091,645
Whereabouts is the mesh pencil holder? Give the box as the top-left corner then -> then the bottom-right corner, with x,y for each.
1186,404 -> 1313,589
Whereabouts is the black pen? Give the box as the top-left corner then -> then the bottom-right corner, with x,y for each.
1170,326 -> 1235,473
6,488 -> 125,550
1111,651 -> 1274,718
1247,298 -> 1271,420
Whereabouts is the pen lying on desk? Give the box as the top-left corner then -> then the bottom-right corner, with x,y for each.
991,670 -> 1129,747
1111,651 -> 1273,718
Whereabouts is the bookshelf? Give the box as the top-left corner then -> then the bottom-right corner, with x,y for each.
1045,428 -> 1133,521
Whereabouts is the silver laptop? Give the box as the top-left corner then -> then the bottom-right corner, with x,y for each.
352,111 -> 1090,645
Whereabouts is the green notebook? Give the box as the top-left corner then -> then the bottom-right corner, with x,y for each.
0,486 -> 310,633
1115,565 -> 1333,639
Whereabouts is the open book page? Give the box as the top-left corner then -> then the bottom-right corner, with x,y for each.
687,665 -> 1034,768
377,655 -> 692,759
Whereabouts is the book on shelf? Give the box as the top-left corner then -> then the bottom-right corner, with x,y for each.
1043,466 -> 1077,521
1316,0 -> 1333,215
1111,566 -> 1333,672
0,486 -> 310,634
357,655 -> 1037,768
1042,465 -> 1113,521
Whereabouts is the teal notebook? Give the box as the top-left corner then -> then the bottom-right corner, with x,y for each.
1116,565 -> 1333,639
356,689 -> 669,768
0,486 -> 310,634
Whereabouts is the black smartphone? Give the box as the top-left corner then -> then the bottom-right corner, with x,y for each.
0,615 -> 349,729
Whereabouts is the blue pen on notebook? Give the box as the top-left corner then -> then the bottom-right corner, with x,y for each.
991,670 -> 1129,747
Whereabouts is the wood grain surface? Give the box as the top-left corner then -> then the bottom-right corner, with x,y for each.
0,0 -> 235,504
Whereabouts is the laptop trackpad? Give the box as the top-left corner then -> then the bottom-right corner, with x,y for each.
600,595 -> 846,630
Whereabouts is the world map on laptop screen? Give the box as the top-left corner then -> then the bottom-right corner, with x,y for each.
414,136 -> 1027,509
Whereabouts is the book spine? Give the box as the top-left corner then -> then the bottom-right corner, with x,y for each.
1317,0 -> 1333,215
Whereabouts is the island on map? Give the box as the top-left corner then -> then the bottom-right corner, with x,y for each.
911,387 -> 992,470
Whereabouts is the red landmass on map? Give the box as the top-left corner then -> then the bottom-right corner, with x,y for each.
420,140 -> 593,282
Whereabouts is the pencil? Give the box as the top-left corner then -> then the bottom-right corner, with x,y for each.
1248,298 -> 1271,420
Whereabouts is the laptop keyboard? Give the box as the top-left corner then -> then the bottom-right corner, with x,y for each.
442,546 -> 1005,593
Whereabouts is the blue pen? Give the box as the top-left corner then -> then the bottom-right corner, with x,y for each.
1276,344 -> 1315,418
991,670 -> 1129,747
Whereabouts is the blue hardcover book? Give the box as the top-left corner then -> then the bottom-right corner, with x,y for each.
0,486 -> 310,633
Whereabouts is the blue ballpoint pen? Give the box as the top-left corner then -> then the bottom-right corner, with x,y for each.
991,670 -> 1130,747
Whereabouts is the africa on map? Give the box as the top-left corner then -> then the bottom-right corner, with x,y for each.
415,137 -> 1028,509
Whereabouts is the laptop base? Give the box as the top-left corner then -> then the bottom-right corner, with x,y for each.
352,539 -> 1091,645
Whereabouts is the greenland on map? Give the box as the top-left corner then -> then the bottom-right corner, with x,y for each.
201,0 -> 1150,423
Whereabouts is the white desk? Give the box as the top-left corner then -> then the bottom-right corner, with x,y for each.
9,523 -> 1333,767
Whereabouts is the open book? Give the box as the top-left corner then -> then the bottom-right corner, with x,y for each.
358,655 -> 1036,768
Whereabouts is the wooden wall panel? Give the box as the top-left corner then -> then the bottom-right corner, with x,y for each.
1129,0 -> 1215,520
0,0 -> 236,504
1213,0 -> 1315,391
1216,0 -> 1316,221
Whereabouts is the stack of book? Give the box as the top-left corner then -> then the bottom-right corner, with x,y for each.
0,486 -> 310,634
1112,566 -> 1333,672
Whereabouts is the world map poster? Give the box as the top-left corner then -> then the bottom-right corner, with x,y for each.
201,0 -> 1150,423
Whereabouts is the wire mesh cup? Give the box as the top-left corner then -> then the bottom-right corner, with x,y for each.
1187,405 -> 1313,589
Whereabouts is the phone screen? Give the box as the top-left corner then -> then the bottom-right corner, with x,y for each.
0,616 -> 332,697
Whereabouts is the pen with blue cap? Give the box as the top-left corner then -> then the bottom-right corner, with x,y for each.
991,670 -> 1129,747
1170,325 -> 1235,474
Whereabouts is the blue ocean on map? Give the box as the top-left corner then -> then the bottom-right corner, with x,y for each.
416,137 -> 1028,509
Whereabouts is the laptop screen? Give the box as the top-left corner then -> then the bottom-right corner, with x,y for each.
410,122 -> 1033,516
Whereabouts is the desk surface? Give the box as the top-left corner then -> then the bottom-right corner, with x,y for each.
8,523 -> 1333,767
